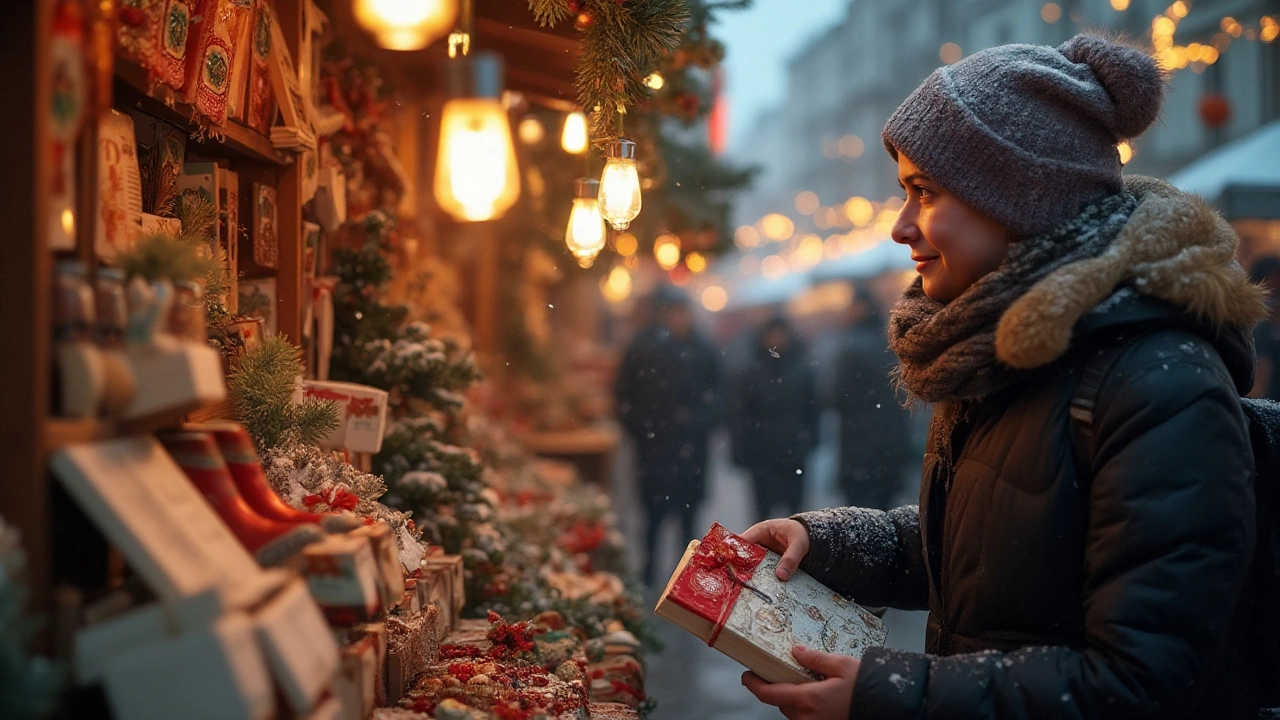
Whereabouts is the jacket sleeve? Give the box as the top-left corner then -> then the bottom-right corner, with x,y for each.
792,505 -> 929,611
850,349 -> 1256,720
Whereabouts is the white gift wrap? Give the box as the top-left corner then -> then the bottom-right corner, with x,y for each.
101,612 -> 274,720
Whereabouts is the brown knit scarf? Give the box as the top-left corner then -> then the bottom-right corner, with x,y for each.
888,192 -> 1139,451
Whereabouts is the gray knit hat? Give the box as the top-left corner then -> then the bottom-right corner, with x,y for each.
882,33 -> 1165,238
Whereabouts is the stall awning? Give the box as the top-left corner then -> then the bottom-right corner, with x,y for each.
1167,120 -> 1280,220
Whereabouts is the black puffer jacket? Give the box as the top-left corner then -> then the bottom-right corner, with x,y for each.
798,291 -> 1259,719
796,175 -> 1278,719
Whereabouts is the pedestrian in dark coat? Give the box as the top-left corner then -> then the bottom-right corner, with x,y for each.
728,315 -> 818,522
615,285 -> 721,585
832,290 -> 913,510
741,33 -> 1271,720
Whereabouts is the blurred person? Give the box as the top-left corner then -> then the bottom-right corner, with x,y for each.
614,285 -> 721,586
741,33 -> 1271,719
832,286 -> 913,510
728,314 -> 818,522
1251,256 -> 1280,400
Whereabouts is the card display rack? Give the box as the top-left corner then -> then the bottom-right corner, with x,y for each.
0,0 -> 310,647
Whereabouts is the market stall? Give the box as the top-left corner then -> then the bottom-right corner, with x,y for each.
0,1 -> 751,718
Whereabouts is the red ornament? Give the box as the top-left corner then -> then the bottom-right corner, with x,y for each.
119,6 -> 146,27
1199,94 -> 1231,129
567,0 -> 582,12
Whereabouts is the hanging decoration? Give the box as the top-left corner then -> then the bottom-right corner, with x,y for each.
1199,93 -> 1231,129
598,139 -> 642,230
353,0 -> 459,50
432,0 -> 520,222
560,110 -> 588,154
565,178 -> 606,263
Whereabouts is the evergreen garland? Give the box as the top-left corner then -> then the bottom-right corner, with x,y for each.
527,0 -> 690,145
227,336 -> 342,449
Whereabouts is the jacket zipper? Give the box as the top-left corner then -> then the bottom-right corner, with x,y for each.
938,411 -> 977,656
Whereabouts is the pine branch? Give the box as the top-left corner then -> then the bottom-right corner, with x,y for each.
229,336 -> 341,449
575,0 -> 690,146
527,0 -> 571,27
114,233 -> 218,284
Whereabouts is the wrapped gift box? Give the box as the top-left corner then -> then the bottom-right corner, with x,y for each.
420,554 -> 465,629
123,341 -> 227,422
414,571 -> 450,639
300,380 -> 390,454
300,533 -> 382,625
351,622 -> 387,708
385,605 -> 441,705
253,577 -> 340,716
351,522 -> 405,609
100,611 -> 274,720
654,523 -> 886,685
333,633 -> 379,720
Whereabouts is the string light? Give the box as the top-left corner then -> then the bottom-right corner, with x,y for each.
598,139 -> 642,230
561,111 -> 588,154
565,179 -> 606,262
644,73 -> 665,90
701,286 -> 728,312
654,235 -> 681,270
434,52 -> 521,222
685,251 -> 708,274
354,0 -> 457,51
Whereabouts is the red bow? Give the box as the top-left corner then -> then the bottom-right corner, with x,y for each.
669,523 -> 767,647
303,486 -> 360,512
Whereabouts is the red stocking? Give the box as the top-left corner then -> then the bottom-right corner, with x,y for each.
159,431 -> 325,567
202,422 -> 362,533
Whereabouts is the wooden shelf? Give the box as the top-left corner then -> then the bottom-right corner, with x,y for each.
113,57 -> 289,166
43,399 -> 228,452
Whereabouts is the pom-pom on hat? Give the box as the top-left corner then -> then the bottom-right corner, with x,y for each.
882,32 -> 1165,238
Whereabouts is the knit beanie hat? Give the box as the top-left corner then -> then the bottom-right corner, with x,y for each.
882,33 -> 1165,238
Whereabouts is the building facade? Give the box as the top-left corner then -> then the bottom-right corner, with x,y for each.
732,0 -> 1280,232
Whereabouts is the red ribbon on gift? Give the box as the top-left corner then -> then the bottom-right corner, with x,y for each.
303,486 -> 361,512
669,523 -> 768,647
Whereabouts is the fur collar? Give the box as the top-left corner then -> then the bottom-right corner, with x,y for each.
994,176 -> 1269,370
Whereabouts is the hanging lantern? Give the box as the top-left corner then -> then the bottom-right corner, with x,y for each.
561,110 -> 588,154
599,139 -> 642,230
353,0 -> 458,51
1199,94 -> 1231,129
433,52 -> 521,222
565,178 -> 606,261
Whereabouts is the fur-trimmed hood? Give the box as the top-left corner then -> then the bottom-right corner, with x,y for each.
994,176 -> 1269,379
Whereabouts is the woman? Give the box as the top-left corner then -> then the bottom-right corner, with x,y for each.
741,33 -> 1269,719
728,314 -> 818,522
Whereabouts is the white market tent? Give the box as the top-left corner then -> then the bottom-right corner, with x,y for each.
1166,120 -> 1280,220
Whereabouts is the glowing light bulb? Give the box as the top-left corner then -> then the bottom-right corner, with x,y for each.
701,286 -> 727,312
599,139 -> 642,230
601,265 -> 633,303
644,73 -> 665,90
561,111 -> 588,154
354,0 -> 457,51
433,54 -> 520,222
565,179 -> 606,261
654,234 -> 681,270
517,116 -> 545,145
685,251 -> 708,274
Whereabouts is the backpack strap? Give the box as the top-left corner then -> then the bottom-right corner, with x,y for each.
1069,330 -> 1148,471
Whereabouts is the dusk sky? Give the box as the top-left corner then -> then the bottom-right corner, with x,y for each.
717,0 -> 850,151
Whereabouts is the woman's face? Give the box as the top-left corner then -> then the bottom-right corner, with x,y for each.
891,154 -> 1011,302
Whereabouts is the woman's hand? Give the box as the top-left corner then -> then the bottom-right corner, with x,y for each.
741,645 -> 860,720
742,519 -> 810,581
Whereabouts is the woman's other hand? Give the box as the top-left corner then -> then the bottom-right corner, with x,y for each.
741,645 -> 860,720
742,519 -> 810,581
